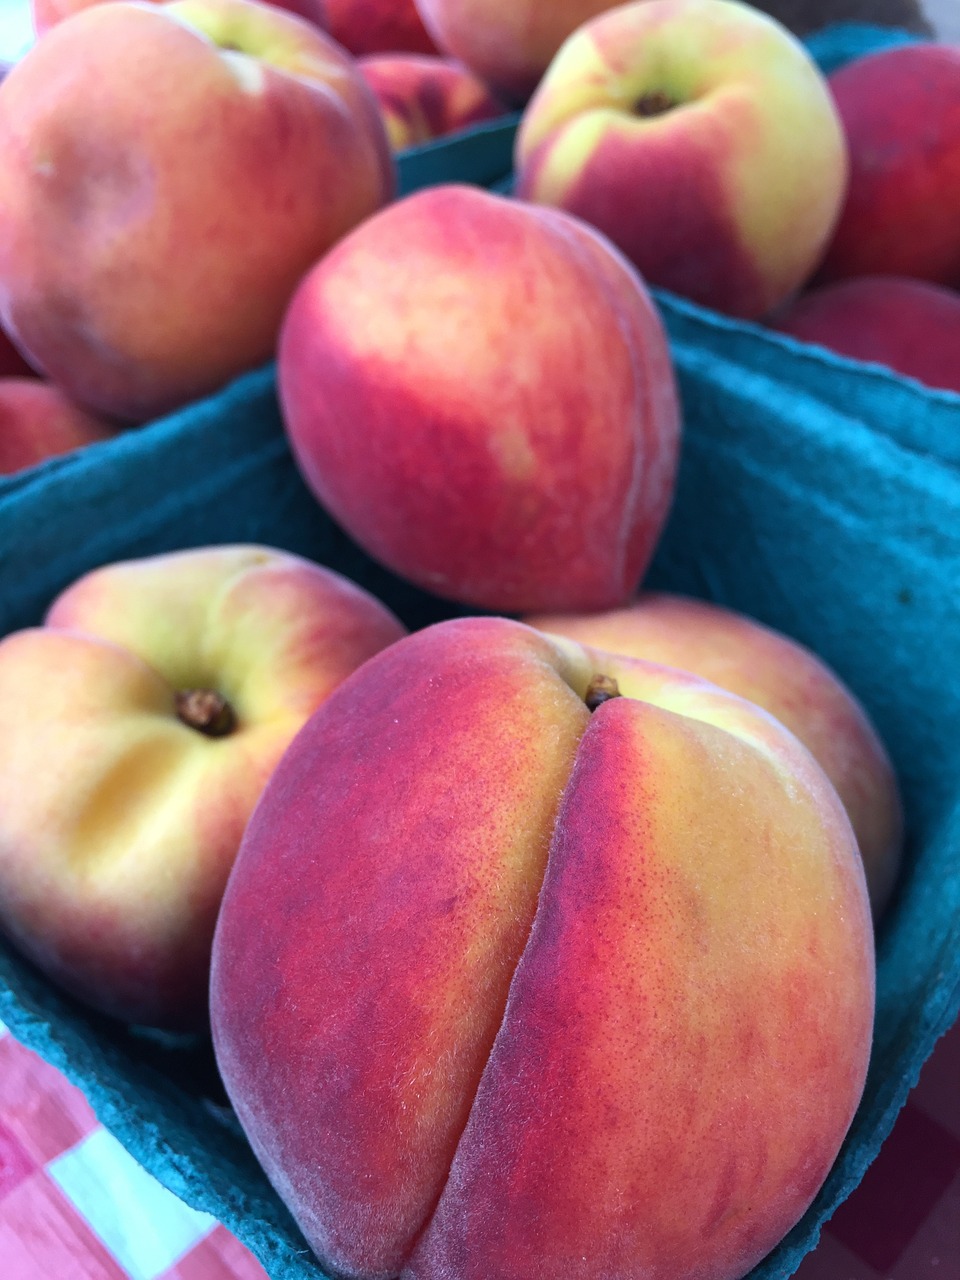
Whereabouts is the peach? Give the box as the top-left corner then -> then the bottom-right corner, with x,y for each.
0,378 -> 118,474
414,0 -> 623,104
514,0 -> 849,319
0,545 -> 406,1029
211,615 -> 875,1280
767,275 -> 960,395
31,0 -> 329,36
0,0 -> 393,423
816,43 -> 960,287
358,53 -> 506,150
526,592 -> 904,918
278,183 -> 681,613
326,0 -> 438,56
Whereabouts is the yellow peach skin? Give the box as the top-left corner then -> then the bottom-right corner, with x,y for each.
211,615 -> 875,1280
527,592 -> 904,919
514,0 -> 848,318
0,0 -> 393,422
0,545 -> 407,1029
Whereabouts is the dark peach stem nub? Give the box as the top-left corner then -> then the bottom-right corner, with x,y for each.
175,688 -> 237,737
585,674 -> 621,712
635,90 -> 675,117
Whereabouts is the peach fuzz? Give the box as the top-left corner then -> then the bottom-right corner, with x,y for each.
211,614 -> 875,1280
0,378 -> 118,474
514,0 -> 848,319
768,276 -> 960,396
414,0 -> 624,104
527,592 -> 903,918
817,43 -> 960,287
325,0 -> 438,55
278,183 -> 681,613
0,0 -> 393,423
0,545 -> 406,1029
31,0 -> 329,35
358,53 -> 506,150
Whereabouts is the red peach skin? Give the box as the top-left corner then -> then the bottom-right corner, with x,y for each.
278,184 -> 681,614
211,615 -> 875,1280
0,0 -> 393,422
325,0 -> 438,55
767,276 -> 960,396
527,592 -> 904,919
817,43 -> 960,286
0,379 -> 118,474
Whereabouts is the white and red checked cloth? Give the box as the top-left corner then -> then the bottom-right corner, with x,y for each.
0,1012 -> 957,1280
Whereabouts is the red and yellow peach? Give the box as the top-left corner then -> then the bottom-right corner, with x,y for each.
527,592 -> 904,917
0,545 -> 407,1028
212,615 -> 875,1280
514,0 -> 849,319
358,53 -> 506,150
0,0 -> 393,423
279,183 -> 681,613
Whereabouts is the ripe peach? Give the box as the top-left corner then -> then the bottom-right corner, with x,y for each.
514,0 -> 849,319
211,615 -> 875,1280
0,545 -> 406,1029
0,0 -> 393,423
414,0 -> 623,104
526,592 -> 904,917
768,276 -> 960,395
278,183 -> 681,613
816,42 -> 960,287
0,378 -> 118,474
358,53 -> 506,150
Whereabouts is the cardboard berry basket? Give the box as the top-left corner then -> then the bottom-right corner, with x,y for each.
1,20 -> 959,1280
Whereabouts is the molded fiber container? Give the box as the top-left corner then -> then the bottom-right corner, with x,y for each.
0,23 -> 958,1280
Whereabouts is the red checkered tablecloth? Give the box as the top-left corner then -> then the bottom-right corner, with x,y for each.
0,1013 -> 957,1279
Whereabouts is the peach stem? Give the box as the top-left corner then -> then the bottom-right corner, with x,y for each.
175,688 -> 236,737
634,90 -> 675,117
584,674 -> 620,712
